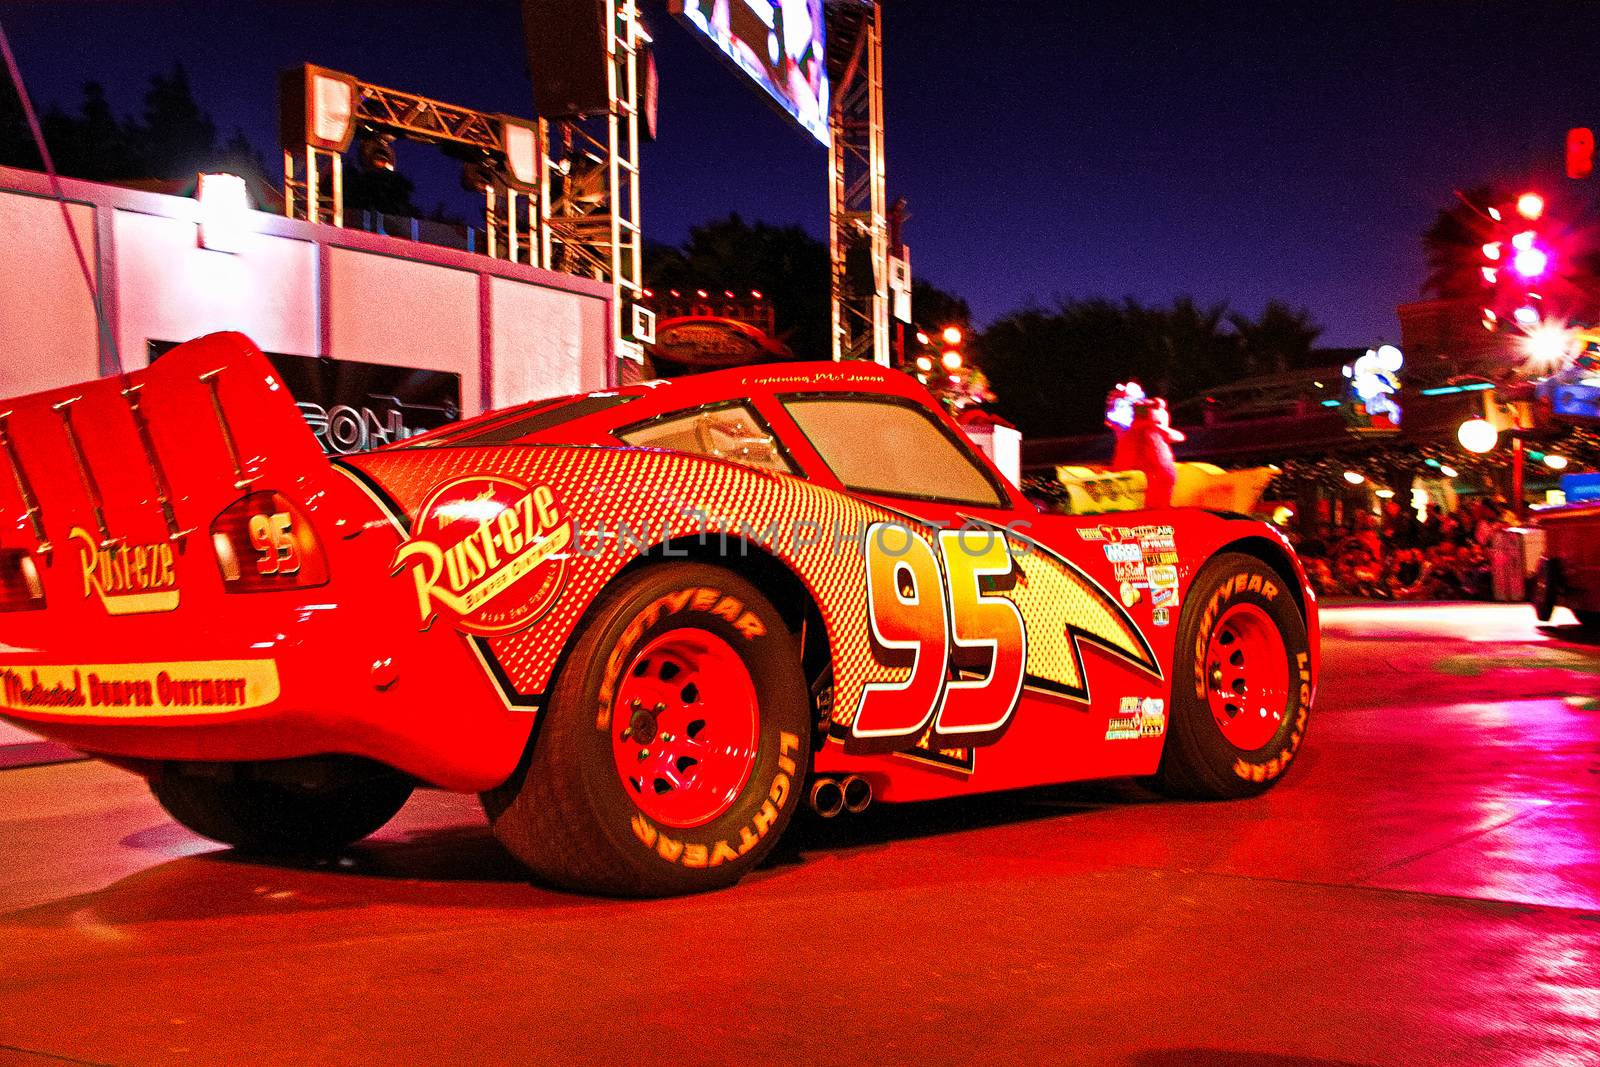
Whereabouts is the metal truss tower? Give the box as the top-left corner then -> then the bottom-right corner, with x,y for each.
281,3 -> 651,374
826,1 -> 889,365
542,0 -> 648,370
282,74 -> 542,264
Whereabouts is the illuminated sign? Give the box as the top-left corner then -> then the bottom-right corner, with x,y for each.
671,0 -> 829,145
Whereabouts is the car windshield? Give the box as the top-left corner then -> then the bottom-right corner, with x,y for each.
779,395 -> 1005,508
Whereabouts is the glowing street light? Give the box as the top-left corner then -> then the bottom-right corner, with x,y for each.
1512,246 -> 1550,279
1516,192 -> 1545,220
1521,323 -> 1575,376
1458,418 -> 1498,454
1439,464 -> 1459,478
1544,453 -> 1570,470
1343,470 -> 1366,485
1513,305 -> 1541,327
941,325 -> 963,346
940,349 -> 963,370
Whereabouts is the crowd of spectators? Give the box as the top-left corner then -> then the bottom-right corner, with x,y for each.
1290,497 -> 1516,600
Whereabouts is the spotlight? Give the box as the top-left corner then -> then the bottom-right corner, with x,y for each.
357,132 -> 397,172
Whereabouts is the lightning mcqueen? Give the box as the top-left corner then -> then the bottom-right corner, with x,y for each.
0,333 -> 1318,896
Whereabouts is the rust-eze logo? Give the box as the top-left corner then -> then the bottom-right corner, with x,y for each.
390,475 -> 572,636
69,527 -> 179,615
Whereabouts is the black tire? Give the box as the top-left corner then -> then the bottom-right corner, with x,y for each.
1531,558 -> 1561,622
150,768 -> 414,854
482,562 -> 811,897
1148,552 -> 1312,800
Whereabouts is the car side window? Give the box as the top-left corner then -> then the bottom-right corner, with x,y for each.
779,395 -> 1006,508
618,403 -> 797,475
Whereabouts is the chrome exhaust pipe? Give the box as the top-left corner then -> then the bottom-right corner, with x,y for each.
841,774 -> 872,814
808,777 -> 844,818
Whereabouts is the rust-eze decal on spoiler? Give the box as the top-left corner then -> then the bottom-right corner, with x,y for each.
69,527 -> 180,614
0,661 -> 280,717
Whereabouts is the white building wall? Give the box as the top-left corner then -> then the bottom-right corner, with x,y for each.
328,248 -> 481,405
0,167 -> 612,414
0,192 -> 101,393
490,275 -> 608,406
114,208 -> 319,365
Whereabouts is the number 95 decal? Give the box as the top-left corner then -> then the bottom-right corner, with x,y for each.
853,522 -> 1027,751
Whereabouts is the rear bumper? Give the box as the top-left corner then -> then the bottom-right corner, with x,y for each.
0,601 -> 536,793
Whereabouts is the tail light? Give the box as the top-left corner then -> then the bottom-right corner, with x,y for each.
0,548 -> 45,611
211,491 -> 329,592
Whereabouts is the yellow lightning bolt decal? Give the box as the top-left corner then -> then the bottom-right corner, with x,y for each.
986,523 -> 1162,700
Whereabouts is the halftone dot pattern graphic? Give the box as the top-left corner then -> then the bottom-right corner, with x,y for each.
1003,531 -> 1158,694
355,444 -> 908,723
353,444 -> 1156,753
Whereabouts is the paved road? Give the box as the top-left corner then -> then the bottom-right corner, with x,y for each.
1,603 -> 1597,1066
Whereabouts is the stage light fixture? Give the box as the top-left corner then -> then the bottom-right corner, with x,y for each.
500,117 -> 540,191
357,132 -> 397,172
280,65 -> 359,153
196,172 -> 249,253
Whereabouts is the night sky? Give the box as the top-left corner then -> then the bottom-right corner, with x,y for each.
5,1 -> 1599,346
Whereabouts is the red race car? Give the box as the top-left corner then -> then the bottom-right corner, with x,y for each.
0,333 -> 1318,896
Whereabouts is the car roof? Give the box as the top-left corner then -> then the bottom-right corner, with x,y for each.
398,360 -> 934,450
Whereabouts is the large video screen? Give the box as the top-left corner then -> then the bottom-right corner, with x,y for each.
672,0 -> 829,145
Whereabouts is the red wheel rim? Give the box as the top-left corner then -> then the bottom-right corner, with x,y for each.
610,630 -> 760,829
1203,602 -> 1291,752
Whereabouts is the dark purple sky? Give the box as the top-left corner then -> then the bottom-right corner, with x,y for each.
5,1 -> 1598,346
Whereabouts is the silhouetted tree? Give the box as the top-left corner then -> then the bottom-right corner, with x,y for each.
1229,299 -> 1324,374
645,213 -> 834,358
983,295 -> 1318,438
911,278 -> 970,334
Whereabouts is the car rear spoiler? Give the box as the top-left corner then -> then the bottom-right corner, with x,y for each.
0,332 -> 329,569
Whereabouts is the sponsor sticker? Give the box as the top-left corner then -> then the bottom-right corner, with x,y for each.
391,475 -> 572,636
1151,586 -> 1179,609
1151,606 -> 1170,627
0,660 -> 280,717
70,528 -> 179,615
1120,580 -> 1140,607
1105,696 -> 1166,740
1103,543 -> 1143,564
1147,564 -> 1178,589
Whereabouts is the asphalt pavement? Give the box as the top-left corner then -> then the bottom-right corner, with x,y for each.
1,602 -> 1598,1066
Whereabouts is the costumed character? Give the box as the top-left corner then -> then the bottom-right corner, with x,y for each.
1106,381 -> 1187,509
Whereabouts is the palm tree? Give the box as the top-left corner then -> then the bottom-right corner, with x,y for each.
1229,300 -> 1324,374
